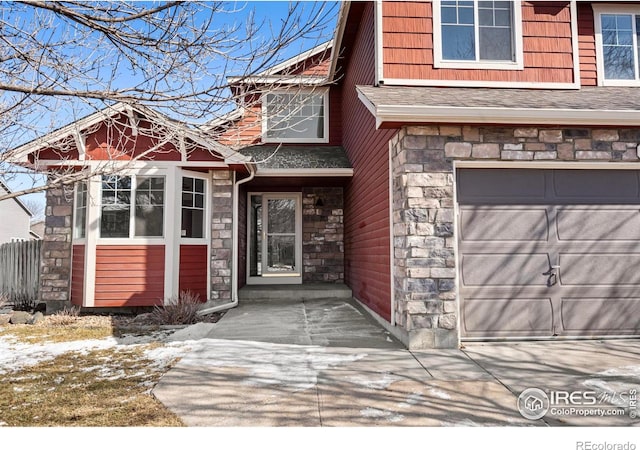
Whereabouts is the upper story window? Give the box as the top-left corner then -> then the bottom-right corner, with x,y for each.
100,174 -> 165,238
434,1 -> 523,70
263,88 -> 329,143
594,6 -> 640,86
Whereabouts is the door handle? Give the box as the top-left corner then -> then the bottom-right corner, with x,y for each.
543,265 -> 560,287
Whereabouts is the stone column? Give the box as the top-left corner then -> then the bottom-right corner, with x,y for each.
39,184 -> 73,313
390,129 -> 457,349
210,170 -> 234,302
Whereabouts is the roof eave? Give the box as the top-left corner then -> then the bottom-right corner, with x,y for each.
356,88 -> 640,128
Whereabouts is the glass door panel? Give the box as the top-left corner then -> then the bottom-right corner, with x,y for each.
265,198 -> 296,273
247,193 -> 301,284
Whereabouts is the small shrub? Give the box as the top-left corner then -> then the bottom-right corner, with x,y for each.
151,291 -> 202,325
48,306 -> 81,326
12,293 -> 37,312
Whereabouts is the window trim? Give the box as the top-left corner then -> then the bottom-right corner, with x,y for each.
73,181 -> 88,242
593,4 -> 640,87
179,171 -> 209,244
433,0 -> 524,70
261,87 -> 330,144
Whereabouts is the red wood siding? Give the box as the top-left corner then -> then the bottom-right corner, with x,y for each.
578,3 -> 597,86
382,1 -> 575,84
94,245 -> 164,307
179,245 -> 208,301
280,51 -> 332,76
341,3 -> 398,321
71,245 -> 85,306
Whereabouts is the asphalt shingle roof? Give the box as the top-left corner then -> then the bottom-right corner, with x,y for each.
240,145 -> 351,170
357,85 -> 640,111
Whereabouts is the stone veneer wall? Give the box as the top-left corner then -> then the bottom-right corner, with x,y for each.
39,184 -> 74,312
302,187 -> 344,283
391,125 -> 640,349
210,170 -> 234,302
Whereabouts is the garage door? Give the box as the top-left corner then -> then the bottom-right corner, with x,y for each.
457,168 -> 640,339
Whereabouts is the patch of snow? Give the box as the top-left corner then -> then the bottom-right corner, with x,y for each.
582,365 -> 640,407
360,407 -> 404,423
598,365 -> 640,378
0,332 -> 194,376
428,388 -> 451,400
398,392 -> 424,409
347,372 -> 401,389
174,338 -> 367,391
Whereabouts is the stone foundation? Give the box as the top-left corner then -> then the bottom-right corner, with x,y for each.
391,125 -> 640,349
302,187 -> 344,283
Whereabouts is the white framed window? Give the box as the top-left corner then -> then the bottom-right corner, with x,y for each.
181,175 -> 206,239
262,88 -> 329,143
73,180 -> 87,240
594,5 -> 640,86
433,0 -> 523,70
100,174 -> 165,238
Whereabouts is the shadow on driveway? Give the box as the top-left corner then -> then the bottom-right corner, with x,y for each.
152,299 -> 640,426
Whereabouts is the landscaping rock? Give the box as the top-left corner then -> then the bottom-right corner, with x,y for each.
132,312 -> 155,324
10,311 -> 32,325
28,312 -> 44,324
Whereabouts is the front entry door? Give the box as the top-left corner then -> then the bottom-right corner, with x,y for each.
247,193 -> 302,284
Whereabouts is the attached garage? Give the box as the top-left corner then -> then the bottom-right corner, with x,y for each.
457,168 -> 640,340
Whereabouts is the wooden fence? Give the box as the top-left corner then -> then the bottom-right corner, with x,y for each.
0,240 -> 42,301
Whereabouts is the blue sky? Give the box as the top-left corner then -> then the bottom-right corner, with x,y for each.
5,1 -> 340,215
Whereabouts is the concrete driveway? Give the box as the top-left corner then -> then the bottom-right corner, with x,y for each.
152,298 -> 640,426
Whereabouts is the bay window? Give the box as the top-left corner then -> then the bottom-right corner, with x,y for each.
100,174 -> 165,238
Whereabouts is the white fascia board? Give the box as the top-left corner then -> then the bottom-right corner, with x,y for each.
34,160 -> 230,170
380,78 -> 580,89
254,168 -> 353,177
329,2 -> 351,80
257,41 -> 333,77
226,76 -> 329,85
372,104 -> 640,127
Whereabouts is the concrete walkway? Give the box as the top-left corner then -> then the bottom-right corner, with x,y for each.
152,298 -> 640,426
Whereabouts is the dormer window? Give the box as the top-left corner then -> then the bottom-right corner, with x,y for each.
263,88 -> 329,143
594,5 -> 640,86
434,0 -> 523,70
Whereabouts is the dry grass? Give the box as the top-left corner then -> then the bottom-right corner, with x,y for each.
0,316 -> 186,427
0,315 -> 114,343
0,346 -> 183,426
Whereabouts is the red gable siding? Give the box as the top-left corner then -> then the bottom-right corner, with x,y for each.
382,1 -> 575,84
341,2 -> 398,321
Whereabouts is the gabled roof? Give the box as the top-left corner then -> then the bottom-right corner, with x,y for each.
11,102 -> 250,165
0,180 -> 33,217
226,40 -> 333,86
357,85 -> 640,128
